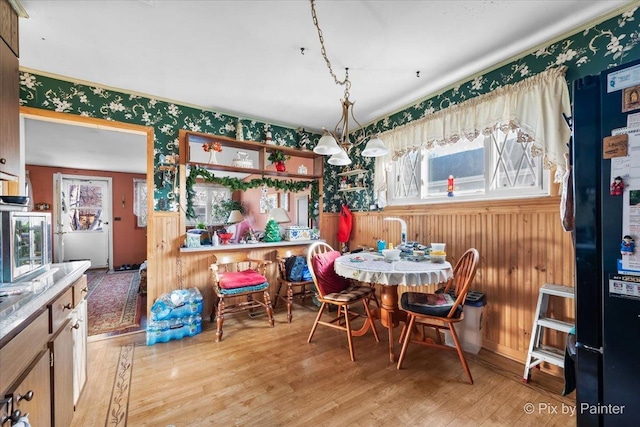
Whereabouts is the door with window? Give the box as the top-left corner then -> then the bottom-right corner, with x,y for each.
53,174 -> 112,269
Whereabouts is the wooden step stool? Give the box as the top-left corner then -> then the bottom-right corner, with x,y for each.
523,283 -> 574,382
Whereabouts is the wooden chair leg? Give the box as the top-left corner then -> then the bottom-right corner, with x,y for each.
434,327 -> 443,344
216,297 -> 225,342
343,306 -> 355,361
286,285 -> 294,323
263,290 -> 275,327
396,314 -> 416,369
448,323 -> 473,384
308,302 -> 327,343
369,286 -> 380,307
362,298 -> 380,342
399,322 -> 408,344
273,282 -> 282,308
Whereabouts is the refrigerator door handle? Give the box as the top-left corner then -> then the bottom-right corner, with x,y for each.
576,342 -> 603,354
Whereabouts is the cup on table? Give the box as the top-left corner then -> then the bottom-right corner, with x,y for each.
431,243 -> 446,252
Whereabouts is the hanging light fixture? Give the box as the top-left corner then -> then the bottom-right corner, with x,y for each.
310,0 -> 388,166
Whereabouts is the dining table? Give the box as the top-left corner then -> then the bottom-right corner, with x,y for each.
334,251 -> 453,362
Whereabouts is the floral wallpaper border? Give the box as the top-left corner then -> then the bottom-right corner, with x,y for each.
19,5 -> 640,214
19,73 -> 317,212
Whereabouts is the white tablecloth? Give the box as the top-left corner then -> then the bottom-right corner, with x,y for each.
334,252 -> 453,286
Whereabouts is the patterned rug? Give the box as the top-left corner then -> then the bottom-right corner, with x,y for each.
87,271 -> 141,336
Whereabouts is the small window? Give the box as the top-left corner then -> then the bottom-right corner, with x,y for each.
389,124 -> 548,205
67,183 -> 104,231
186,183 -> 231,226
133,178 -> 147,228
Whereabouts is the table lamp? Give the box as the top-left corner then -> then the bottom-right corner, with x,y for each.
264,207 -> 291,242
227,210 -> 245,243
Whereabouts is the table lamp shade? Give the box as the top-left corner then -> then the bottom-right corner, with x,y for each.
270,207 -> 291,224
227,209 -> 244,224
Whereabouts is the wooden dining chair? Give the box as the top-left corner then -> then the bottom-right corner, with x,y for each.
396,248 -> 480,384
306,241 -> 380,361
210,253 -> 275,342
274,247 -> 316,322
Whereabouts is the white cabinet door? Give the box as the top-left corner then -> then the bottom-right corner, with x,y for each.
72,299 -> 87,407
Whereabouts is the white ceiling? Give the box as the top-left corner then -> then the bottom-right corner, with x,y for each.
18,0 -> 633,173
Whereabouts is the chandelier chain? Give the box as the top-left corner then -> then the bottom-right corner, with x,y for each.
310,0 -> 350,96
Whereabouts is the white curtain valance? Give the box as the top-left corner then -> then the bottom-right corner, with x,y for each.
373,66 -> 571,196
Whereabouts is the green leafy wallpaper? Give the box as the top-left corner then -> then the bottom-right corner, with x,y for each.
19,75 -> 316,212
19,5 -> 640,214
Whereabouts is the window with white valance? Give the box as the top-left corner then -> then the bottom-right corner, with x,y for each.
374,67 -> 571,205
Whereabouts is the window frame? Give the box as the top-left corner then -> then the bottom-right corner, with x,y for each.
386,129 -> 551,207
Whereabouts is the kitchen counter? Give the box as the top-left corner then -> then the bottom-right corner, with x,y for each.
179,239 -> 322,252
0,260 -> 91,343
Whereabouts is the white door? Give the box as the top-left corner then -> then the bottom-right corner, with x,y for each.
296,194 -> 309,227
53,173 -> 112,269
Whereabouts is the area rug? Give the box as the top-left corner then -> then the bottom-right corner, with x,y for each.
87,271 -> 141,336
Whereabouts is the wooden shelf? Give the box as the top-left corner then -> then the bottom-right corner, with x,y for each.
338,187 -> 366,192
188,162 -> 320,179
337,168 -> 367,177
183,130 -> 323,179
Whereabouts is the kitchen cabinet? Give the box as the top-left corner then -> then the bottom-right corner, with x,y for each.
0,0 -> 19,181
71,278 -> 87,408
0,309 -> 51,427
0,0 -> 19,56
47,285 -> 76,427
0,270 -> 89,427
5,349 -> 52,427
49,318 -> 74,427
0,36 -> 19,180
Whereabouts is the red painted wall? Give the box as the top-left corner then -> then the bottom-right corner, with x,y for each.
27,165 -> 147,269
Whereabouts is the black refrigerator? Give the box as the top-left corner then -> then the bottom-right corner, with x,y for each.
573,59 -> 640,427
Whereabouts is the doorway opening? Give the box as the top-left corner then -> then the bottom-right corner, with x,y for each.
21,107 -> 154,338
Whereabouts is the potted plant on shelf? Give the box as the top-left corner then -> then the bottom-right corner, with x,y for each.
268,150 -> 291,172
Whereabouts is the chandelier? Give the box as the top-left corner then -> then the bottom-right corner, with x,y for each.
309,0 -> 388,166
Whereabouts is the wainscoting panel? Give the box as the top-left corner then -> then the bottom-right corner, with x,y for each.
320,197 -> 575,363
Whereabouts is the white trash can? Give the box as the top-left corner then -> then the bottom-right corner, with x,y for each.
444,293 -> 486,354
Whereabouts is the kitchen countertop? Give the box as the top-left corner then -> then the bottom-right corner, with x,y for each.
180,239 -> 322,252
0,260 -> 91,343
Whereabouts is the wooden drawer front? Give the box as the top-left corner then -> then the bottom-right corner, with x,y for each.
72,275 -> 88,307
49,287 -> 73,333
0,310 -> 49,394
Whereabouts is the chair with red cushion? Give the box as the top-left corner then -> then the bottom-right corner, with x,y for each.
306,241 -> 379,361
210,253 -> 274,342
396,248 -> 480,384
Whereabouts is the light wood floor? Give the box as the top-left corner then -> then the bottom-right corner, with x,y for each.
71,301 -> 576,427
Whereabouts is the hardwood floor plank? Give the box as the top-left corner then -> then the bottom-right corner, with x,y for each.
71,303 -> 575,426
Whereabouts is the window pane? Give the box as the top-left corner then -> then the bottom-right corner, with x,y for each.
490,128 -> 542,190
187,184 -> 231,225
426,137 -> 485,196
67,184 -> 103,231
394,150 -> 421,199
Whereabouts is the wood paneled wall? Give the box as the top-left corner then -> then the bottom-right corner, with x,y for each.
147,195 -> 574,364
320,196 -> 575,363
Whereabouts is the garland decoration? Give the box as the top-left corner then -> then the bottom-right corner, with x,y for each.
186,165 -> 320,220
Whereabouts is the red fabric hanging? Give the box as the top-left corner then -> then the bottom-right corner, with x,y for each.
337,204 -> 353,243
